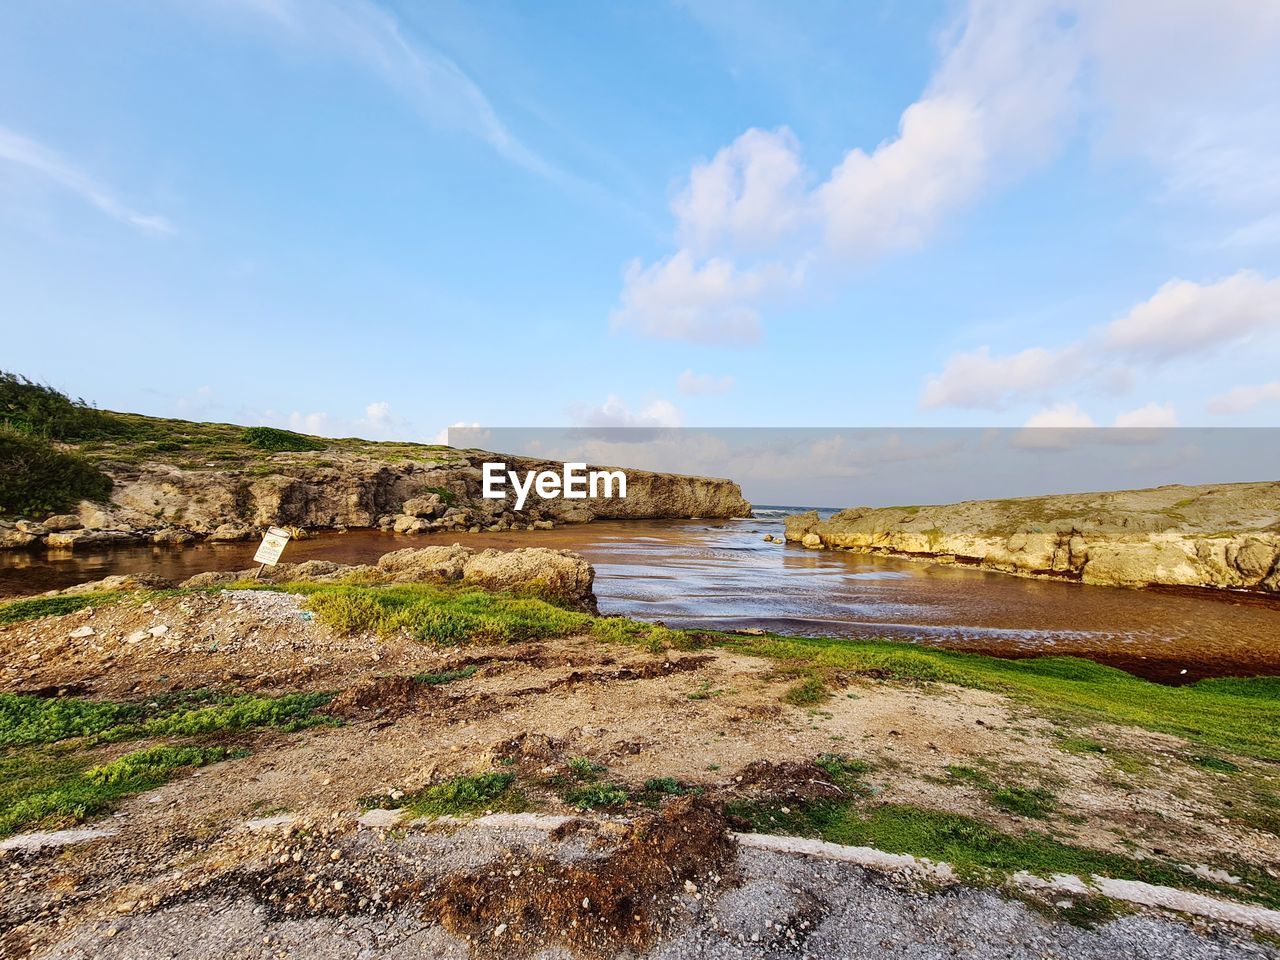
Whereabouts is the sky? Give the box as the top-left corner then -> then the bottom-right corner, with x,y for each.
2,0 -> 1280,443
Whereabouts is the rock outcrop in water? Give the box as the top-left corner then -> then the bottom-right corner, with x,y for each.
47,544 -> 599,611
785,481 -> 1280,593
1,450 -> 750,552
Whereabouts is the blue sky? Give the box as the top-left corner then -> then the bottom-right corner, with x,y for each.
2,0 -> 1279,441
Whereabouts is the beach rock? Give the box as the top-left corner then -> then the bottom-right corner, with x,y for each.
461,548 -> 596,611
376,545 -> 471,582
45,529 -> 142,550
801,533 -> 822,549
209,524 -> 254,542
401,494 -> 444,519
152,528 -> 196,545
0,527 -> 38,549
42,514 -> 83,532
391,515 -> 432,534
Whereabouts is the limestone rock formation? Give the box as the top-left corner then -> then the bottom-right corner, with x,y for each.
784,482 -> 1280,593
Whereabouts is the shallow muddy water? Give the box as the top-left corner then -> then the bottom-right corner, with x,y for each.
4,512 -> 1279,682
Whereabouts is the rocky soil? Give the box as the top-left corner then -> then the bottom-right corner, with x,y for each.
786,481 -> 1280,593
0,449 -> 751,552
2,558 -> 1279,957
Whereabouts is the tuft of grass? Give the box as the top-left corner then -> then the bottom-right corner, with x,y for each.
567,756 -> 606,779
946,765 -> 1057,819
303,584 -> 592,645
565,782 -> 630,810
814,753 -> 872,788
403,772 -> 519,818
412,666 -> 478,686
782,676 -> 828,706
992,785 -> 1058,819
240,426 -> 327,453
1188,755 -> 1241,774
0,744 -> 242,836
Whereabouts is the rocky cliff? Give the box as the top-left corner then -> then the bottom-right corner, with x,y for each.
785,481 -> 1280,593
2,447 -> 751,551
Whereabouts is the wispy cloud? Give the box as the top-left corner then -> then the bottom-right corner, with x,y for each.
216,0 -> 561,182
0,125 -> 174,234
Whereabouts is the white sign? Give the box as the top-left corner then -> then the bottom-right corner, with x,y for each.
253,526 -> 292,566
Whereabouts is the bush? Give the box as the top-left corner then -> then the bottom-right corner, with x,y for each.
0,371 -> 125,441
0,426 -> 112,517
240,426 -> 326,452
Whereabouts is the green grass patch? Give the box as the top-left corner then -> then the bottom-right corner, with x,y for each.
0,743 -> 242,836
404,772 -> 519,818
1188,755 -> 1241,774
302,583 -> 592,644
709,632 -> 1280,762
0,593 -> 123,625
782,676 -> 828,706
727,798 -> 1280,909
592,616 -> 690,652
412,666 -> 478,686
0,690 -> 336,749
946,764 -> 1058,819
565,782 -> 630,810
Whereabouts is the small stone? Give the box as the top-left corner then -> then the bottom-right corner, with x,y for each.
333,880 -> 344,891
683,880 -> 698,894
330,850 -> 341,861
68,626 -> 95,639
493,923 -> 508,937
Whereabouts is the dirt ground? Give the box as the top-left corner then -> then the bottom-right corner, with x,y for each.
2,589 -> 1279,958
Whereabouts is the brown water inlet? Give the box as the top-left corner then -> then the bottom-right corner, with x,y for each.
4,518 -> 1279,682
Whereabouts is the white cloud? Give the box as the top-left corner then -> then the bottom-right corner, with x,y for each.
618,0 -> 1280,344
609,251 -> 780,344
1112,402 -> 1178,428
0,125 -> 174,234
1206,382 -> 1280,416
569,395 -> 683,429
920,345 -> 1082,411
922,270 -> 1280,413
676,369 -> 735,396
1023,402 -> 1096,428
1103,270 -> 1280,360
673,127 -> 809,256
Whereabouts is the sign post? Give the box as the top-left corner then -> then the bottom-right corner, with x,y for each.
252,526 -> 292,578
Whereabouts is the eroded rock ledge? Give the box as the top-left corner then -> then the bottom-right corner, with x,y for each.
1,451 -> 751,552
785,481 -> 1280,593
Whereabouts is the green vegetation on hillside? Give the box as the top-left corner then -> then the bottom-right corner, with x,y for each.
0,426 -> 113,517
240,426 -> 327,452
0,371 -> 126,441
